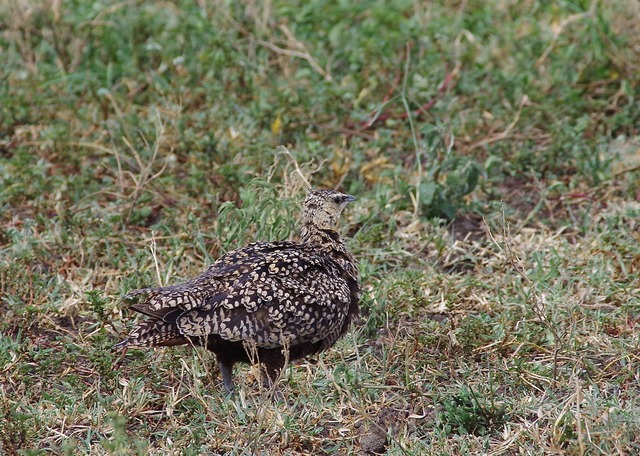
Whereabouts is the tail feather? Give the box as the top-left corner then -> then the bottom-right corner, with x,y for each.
116,277 -> 219,350
115,287 -> 196,349
114,319 -> 187,349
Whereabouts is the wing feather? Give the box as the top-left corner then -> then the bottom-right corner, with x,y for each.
175,245 -> 349,347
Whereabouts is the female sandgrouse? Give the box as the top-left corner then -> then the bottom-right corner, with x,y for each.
115,188 -> 360,392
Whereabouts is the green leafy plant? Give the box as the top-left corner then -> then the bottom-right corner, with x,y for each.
418,126 -> 484,220
438,386 -> 507,437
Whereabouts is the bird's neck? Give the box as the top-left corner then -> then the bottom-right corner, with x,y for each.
300,223 -> 343,249
300,223 -> 359,288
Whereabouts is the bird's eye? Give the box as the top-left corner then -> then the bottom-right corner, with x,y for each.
332,195 -> 343,204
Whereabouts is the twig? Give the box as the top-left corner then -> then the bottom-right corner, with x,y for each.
485,210 -> 562,385
378,42 -> 412,107
119,112 -> 171,226
149,231 -> 163,287
257,27 -> 331,81
469,95 -> 530,150
536,0 -> 598,68
362,65 -> 460,129
397,43 -> 422,216
575,377 -> 586,455
269,146 -> 328,195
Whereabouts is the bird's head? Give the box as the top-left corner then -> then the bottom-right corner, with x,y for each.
302,188 -> 356,231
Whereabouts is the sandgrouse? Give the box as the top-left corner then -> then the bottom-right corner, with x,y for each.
115,188 -> 360,392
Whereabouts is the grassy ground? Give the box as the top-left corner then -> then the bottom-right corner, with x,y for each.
2,0 -> 640,454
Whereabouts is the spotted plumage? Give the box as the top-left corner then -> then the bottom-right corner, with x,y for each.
115,188 -> 360,392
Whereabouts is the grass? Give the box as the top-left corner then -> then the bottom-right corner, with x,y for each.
1,0 -> 640,454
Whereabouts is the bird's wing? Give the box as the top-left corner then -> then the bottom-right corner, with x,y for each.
123,241 -> 300,313
175,246 -> 351,348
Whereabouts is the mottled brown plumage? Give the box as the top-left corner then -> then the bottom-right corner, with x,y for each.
115,188 -> 360,392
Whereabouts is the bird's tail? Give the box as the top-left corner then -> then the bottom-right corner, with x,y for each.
114,285 -> 197,349
114,319 -> 188,349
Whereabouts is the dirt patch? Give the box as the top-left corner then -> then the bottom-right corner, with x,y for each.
448,212 -> 486,242
359,402 -> 422,455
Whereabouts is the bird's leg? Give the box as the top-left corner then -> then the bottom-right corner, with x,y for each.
218,360 -> 235,393
262,362 -> 282,389
258,348 -> 288,401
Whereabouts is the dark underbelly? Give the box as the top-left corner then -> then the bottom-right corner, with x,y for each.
204,335 -> 325,367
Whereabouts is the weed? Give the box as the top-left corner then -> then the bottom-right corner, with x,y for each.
437,385 -> 508,437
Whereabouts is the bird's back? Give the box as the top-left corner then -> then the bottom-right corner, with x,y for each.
118,239 -> 358,352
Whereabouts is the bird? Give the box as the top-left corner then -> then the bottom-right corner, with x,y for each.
114,188 -> 360,392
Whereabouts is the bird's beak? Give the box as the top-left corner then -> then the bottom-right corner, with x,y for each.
345,194 -> 357,204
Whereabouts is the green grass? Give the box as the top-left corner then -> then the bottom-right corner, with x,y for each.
2,0 -> 640,454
